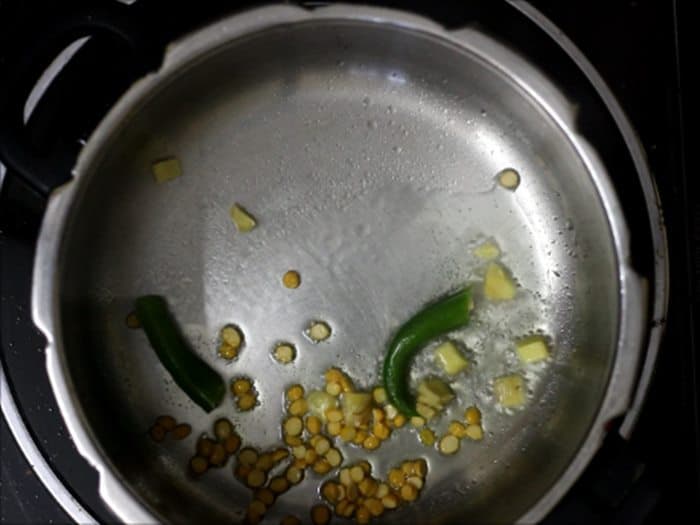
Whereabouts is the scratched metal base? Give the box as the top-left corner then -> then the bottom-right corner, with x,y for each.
32,7 -> 645,525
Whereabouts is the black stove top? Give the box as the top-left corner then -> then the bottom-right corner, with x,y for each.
1,1 -> 696,524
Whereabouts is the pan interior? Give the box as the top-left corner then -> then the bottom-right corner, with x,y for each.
58,20 -> 618,524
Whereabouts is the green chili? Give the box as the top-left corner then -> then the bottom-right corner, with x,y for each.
382,287 -> 472,417
135,295 -> 225,412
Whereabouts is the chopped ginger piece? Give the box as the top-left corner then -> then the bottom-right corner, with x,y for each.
484,262 -> 516,301
342,392 -> 372,419
494,374 -> 526,408
411,416 -> 426,428
417,378 -> 454,408
306,391 -> 337,421
416,402 -> 437,420
473,240 -> 501,260
151,157 -> 181,183
229,203 -> 257,232
434,341 -> 469,375
516,335 -> 550,364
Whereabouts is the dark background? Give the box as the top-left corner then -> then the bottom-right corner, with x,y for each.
1,1 -> 696,524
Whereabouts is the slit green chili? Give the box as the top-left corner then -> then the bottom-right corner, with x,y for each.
135,295 -> 225,412
382,287 -> 472,418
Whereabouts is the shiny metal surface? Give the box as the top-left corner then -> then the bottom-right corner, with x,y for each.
0,364 -> 99,524
507,3 -> 669,441
32,5 -> 649,524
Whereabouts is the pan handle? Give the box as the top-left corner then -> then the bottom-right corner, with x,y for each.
0,4 -> 161,196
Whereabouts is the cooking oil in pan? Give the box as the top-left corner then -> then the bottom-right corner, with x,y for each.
112,110 -> 574,518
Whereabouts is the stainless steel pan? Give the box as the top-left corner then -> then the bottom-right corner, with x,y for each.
32,4 -> 662,524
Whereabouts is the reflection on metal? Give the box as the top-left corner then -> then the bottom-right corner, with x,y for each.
0,364 -> 98,525
509,0 -> 669,441
23,36 -> 90,124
